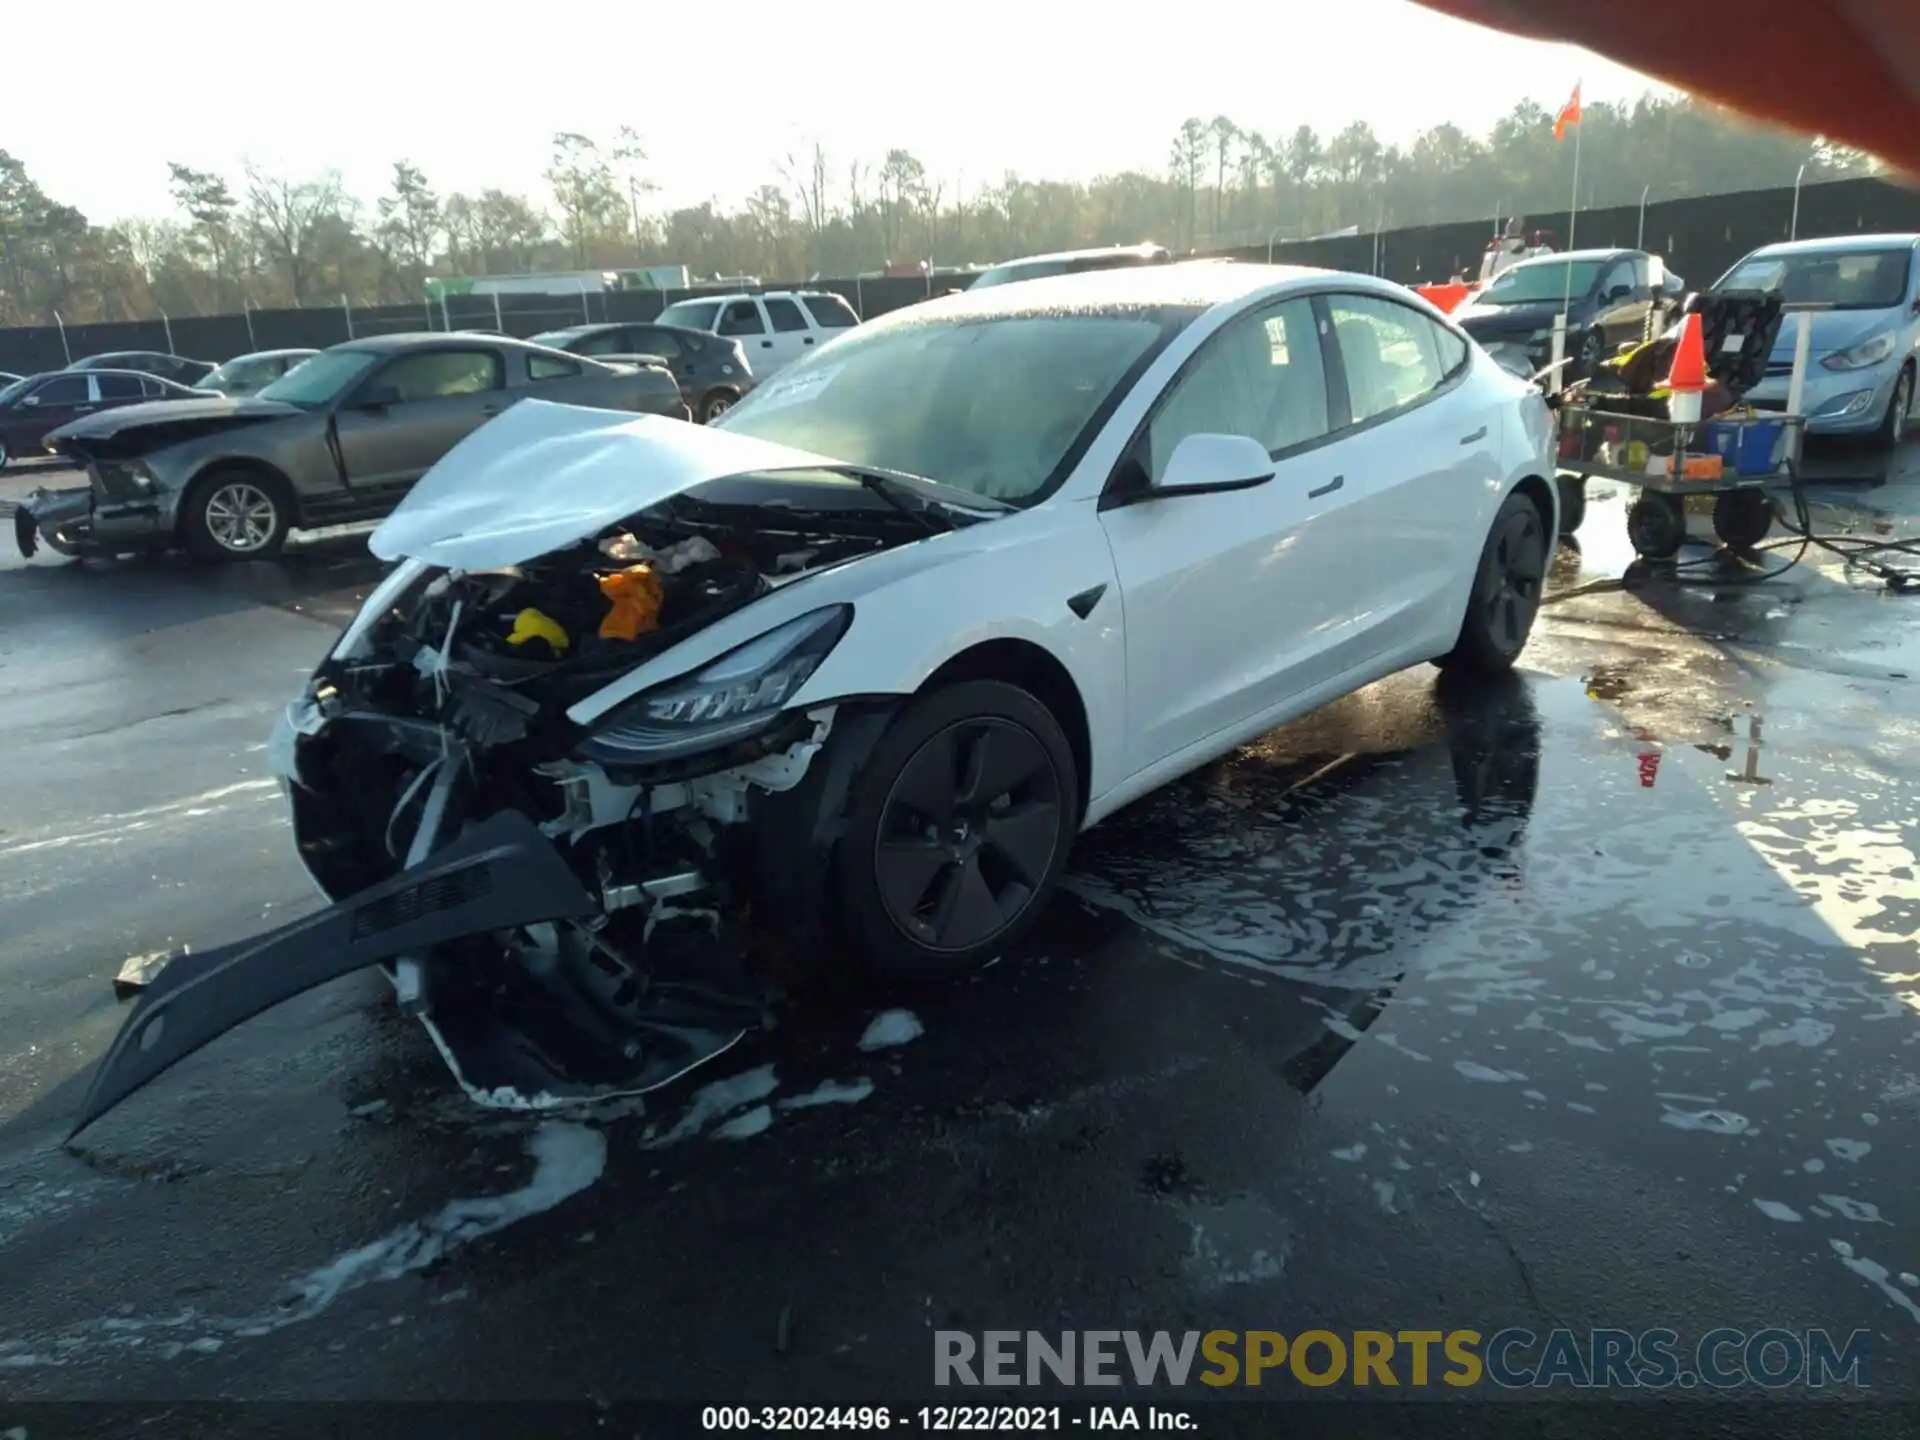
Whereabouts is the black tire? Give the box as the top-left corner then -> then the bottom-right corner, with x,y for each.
1712,489 -> 1774,552
835,679 -> 1079,982
180,466 -> 293,562
1554,473 -> 1586,536
698,388 -> 739,424
0,438 -> 10,471
1626,492 -> 1687,560
1575,328 -> 1606,380
1436,490 -> 1549,677
1869,364 -> 1913,453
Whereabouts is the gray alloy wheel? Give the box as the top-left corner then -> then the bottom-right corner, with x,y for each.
184,470 -> 293,561
700,391 -> 736,423
203,481 -> 280,554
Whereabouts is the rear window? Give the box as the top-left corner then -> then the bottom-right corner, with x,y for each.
657,300 -> 722,332
801,293 -> 860,328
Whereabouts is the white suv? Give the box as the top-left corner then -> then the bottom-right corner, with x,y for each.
654,289 -> 861,378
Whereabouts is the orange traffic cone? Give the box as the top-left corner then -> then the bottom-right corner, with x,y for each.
1666,312 -> 1708,424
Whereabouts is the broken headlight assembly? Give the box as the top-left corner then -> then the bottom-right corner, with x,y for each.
575,603 -> 852,764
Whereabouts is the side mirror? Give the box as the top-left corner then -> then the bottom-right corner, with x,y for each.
1154,433 -> 1276,497
20,395 -> 39,407
353,383 -> 401,410
1608,285 -> 1632,303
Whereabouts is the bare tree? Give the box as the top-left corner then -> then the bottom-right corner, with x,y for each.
244,165 -> 343,305
166,163 -> 239,310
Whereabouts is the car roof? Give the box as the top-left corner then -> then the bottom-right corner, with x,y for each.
334,332 -> 544,354
1747,233 -> 1920,256
986,243 -> 1169,268
887,259 -> 1347,320
225,348 -> 319,361
1506,247 -> 1629,267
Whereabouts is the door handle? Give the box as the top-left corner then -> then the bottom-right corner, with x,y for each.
760,340 -> 773,348
1307,474 -> 1344,499
1459,426 -> 1488,445
803,336 -> 815,344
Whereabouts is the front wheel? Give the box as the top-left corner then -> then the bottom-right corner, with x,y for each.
1870,365 -> 1913,453
181,469 -> 293,561
836,679 -> 1079,982
699,389 -> 738,424
1435,490 -> 1549,677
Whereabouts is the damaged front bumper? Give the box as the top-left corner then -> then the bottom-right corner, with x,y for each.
12,483 -> 175,560
71,689 -> 873,1137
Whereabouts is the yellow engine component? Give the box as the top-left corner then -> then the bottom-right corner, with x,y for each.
506,608 -> 571,655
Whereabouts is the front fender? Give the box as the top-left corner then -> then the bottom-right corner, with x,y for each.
568,501 -> 1131,802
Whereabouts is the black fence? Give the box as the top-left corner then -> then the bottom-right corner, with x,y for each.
1231,175 -> 1920,288
3,178 -> 1917,377
0,275 -> 950,377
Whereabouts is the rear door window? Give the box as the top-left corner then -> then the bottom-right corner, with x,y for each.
762,297 -> 810,333
96,373 -> 144,400
528,353 -> 583,380
628,328 -> 682,359
572,329 -> 629,356
1325,294 -> 1458,425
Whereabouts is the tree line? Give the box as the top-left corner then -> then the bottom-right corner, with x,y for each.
0,92 -> 1876,327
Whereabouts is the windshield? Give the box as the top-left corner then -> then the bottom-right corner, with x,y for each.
257,349 -> 380,405
715,312 -> 1178,504
0,376 -> 37,404
657,300 -> 722,332
1483,259 -> 1607,304
1717,248 -> 1913,310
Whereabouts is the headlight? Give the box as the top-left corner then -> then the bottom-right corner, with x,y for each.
1823,331 -> 1897,371
576,604 -> 851,764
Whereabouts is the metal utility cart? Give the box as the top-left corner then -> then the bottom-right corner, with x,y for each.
1551,300 -> 1817,561
1555,404 -> 1807,559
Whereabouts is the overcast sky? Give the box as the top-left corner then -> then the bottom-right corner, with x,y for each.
5,0 -> 1670,224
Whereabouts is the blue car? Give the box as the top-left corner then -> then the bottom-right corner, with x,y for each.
1714,233 -> 1919,449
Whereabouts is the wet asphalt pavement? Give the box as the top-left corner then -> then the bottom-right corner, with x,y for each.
0,442 -> 1917,1430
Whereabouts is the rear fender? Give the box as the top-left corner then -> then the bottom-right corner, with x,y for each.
68,809 -> 597,1139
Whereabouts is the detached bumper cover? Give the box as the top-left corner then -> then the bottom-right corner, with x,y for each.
14,486 -> 99,559
69,809 -> 599,1138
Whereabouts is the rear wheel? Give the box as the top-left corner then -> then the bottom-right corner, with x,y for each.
1436,490 -> 1549,677
699,389 -> 738,423
1711,489 -> 1774,552
181,468 -> 293,561
836,679 -> 1078,982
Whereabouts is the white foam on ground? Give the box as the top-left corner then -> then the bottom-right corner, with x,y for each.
642,1064 -> 780,1149
777,1078 -> 875,1110
858,1010 -> 923,1051
0,1121 -> 606,1369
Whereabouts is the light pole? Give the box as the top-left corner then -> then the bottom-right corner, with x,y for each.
1637,185 -> 1651,249
1266,224 -> 1288,263
1790,162 -> 1808,240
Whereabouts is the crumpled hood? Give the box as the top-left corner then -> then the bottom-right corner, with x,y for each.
46,394 -> 299,442
368,400 -> 846,570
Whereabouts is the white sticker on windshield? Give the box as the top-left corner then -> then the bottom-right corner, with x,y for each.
750,362 -> 844,414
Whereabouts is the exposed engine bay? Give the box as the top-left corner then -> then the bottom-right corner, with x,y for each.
294,492 -> 924,1103
70,469 -> 973,1135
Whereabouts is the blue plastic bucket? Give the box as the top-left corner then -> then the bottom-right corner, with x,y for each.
1702,418 -> 1786,476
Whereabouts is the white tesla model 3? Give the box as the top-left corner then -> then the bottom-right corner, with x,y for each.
74,261 -> 1558,1130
